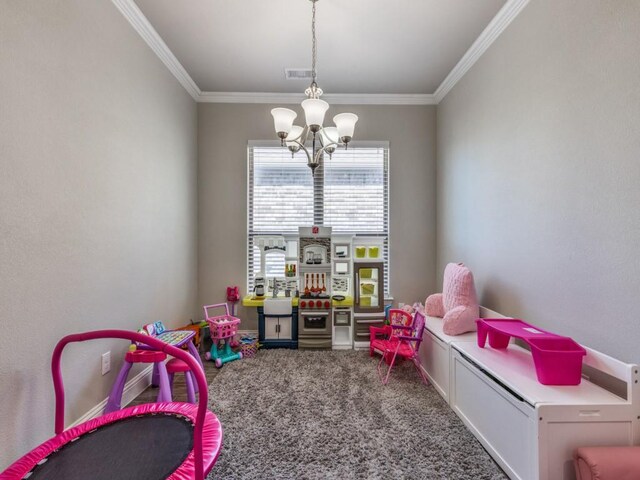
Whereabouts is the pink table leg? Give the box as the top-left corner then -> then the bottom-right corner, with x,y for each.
105,360 -> 133,413
151,362 -> 159,387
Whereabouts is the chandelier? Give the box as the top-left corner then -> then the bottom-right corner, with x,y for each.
270,0 -> 358,175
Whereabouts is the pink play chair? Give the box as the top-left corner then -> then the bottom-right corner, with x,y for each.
376,310 -> 429,385
369,308 -> 414,363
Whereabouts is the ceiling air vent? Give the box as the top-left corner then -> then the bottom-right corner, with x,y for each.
285,68 -> 313,80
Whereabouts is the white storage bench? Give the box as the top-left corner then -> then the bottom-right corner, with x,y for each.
417,314 -> 476,404
417,308 -> 639,480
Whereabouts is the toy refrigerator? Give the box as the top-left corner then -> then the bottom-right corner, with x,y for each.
352,239 -> 385,348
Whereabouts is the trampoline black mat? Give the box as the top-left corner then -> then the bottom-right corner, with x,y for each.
27,414 -> 194,480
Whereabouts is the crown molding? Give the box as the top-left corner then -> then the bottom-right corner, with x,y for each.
198,91 -> 436,105
111,0 -> 201,100
434,0 -> 530,103
112,0 -> 528,105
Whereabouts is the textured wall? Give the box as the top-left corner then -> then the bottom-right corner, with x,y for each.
436,0 -> 640,362
198,104 -> 437,329
0,0 -> 198,467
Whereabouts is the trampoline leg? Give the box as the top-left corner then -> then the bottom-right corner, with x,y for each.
155,361 -> 172,403
105,361 -> 132,414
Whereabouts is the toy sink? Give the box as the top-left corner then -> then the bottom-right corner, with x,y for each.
264,297 -> 293,315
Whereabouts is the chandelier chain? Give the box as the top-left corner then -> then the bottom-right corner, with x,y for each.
311,0 -> 317,85
270,0 -> 357,175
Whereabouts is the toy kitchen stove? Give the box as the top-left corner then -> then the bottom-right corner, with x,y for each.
297,226 -> 332,349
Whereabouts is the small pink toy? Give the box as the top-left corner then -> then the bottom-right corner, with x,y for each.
477,318 -> 587,385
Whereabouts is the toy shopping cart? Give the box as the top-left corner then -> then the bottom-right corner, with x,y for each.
203,303 -> 242,368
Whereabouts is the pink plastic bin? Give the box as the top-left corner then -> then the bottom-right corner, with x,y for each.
477,319 -> 587,385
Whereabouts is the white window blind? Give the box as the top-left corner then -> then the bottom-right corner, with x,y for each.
322,147 -> 388,233
248,144 -> 389,294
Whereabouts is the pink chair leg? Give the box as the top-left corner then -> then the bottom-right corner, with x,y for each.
185,371 -> 196,403
380,343 -> 402,385
376,351 -> 386,380
155,361 -> 172,403
382,350 -> 399,385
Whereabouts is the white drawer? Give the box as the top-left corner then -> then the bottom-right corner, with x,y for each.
451,349 -> 537,480
418,328 -> 451,404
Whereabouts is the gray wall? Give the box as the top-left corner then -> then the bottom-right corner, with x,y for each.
199,104 -> 437,329
436,0 -> 640,363
0,0 -> 198,467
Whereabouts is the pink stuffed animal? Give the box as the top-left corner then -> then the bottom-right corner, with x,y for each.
426,263 -> 479,335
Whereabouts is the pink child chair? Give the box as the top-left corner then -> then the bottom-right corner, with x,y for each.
377,310 -> 429,385
369,309 -> 414,363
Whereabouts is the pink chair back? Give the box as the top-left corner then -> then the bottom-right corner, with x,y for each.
388,309 -> 413,337
409,310 -> 426,352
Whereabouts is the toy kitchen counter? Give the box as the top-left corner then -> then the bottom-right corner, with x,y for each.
242,295 -> 353,308
242,295 -> 299,349
242,295 -> 299,307
242,295 -> 354,350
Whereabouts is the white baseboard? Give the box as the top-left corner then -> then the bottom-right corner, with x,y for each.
237,329 -> 258,336
68,365 -> 153,428
353,341 -> 370,351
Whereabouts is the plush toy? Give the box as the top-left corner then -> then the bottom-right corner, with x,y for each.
401,303 -> 415,314
426,262 -> 479,335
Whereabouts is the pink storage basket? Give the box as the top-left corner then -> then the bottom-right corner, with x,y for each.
239,337 -> 259,358
204,303 -> 241,340
477,318 -> 587,385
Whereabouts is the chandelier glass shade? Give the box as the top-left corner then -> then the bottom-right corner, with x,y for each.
270,0 -> 358,175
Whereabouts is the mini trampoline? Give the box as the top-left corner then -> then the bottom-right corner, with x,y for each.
0,330 -> 223,480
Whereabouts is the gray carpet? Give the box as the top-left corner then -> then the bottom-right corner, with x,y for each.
208,349 -> 507,480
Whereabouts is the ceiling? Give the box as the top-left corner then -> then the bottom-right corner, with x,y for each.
133,0 -> 506,95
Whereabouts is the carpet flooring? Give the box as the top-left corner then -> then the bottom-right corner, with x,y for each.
207,349 -> 507,479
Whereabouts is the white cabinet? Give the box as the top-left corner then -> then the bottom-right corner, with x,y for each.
418,328 -> 452,403
264,317 -> 279,340
418,311 -> 639,480
279,317 -> 292,340
332,308 -> 353,349
418,314 -> 476,405
451,348 -> 537,478
264,316 -> 292,340
450,342 -> 639,480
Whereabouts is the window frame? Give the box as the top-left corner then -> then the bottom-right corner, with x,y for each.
247,140 -> 390,295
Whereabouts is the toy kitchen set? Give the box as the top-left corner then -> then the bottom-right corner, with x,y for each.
242,227 -> 386,350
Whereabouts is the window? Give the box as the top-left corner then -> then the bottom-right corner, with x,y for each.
248,142 -> 389,294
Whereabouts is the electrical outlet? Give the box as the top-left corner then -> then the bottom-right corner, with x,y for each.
101,351 -> 111,375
